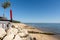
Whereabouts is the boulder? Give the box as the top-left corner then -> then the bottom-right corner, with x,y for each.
7,27 -> 18,35
18,33 -> 30,40
13,34 -> 30,40
3,34 -> 14,40
20,29 -> 28,35
18,33 -> 26,37
0,27 -> 6,38
13,34 -> 22,40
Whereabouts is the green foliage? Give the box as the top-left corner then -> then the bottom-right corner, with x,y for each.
11,20 -> 21,23
2,2 -> 11,9
40,32 -> 56,35
28,31 -> 56,35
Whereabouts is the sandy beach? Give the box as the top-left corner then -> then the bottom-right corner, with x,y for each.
0,22 -> 60,40
12,23 -> 60,40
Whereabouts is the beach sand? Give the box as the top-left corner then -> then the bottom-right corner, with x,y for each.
12,23 -> 60,40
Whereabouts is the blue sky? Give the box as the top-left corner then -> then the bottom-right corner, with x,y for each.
0,0 -> 60,23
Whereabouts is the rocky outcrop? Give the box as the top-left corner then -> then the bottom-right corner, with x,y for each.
7,28 -> 18,35
3,34 -> 14,40
0,24 -> 31,40
0,27 -> 6,38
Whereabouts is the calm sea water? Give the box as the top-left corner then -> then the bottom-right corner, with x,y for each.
25,23 -> 60,33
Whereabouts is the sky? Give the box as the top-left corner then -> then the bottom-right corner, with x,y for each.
0,0 -> 60,23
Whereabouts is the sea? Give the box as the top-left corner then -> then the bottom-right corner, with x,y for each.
24,23 -> 60,34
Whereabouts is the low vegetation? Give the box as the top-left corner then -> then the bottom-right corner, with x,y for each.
11,20 -> 21,23
28,31 -> 56,35
40,32 -> 56,35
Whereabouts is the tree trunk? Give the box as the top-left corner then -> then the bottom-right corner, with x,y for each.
3,9 -> 5,17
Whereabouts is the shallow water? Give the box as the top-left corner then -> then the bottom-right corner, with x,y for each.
25,23 -> 60,33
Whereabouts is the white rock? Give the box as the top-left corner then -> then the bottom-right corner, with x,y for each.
7,27 -> 18,35
23,29 -> 28,35
18,33 -> 30,40
0,27 -> 6,38
3,34 -> 14,40
18,33 -> 26,37
13,34 -> 22,40
20,29 -> 28,35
